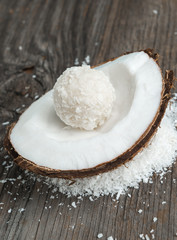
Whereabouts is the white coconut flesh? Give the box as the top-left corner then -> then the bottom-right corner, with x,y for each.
10,51 -> 162,171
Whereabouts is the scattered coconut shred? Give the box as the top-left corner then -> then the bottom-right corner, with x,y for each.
43,94 -> 177,199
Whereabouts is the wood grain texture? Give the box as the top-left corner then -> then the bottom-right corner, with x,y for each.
0,0 -> 177,239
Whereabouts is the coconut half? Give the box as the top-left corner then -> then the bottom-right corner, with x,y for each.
4,49 -> 174,179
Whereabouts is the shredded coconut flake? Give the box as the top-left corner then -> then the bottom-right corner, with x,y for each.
85,55 -> 90,64
153,10 -> 158,14
97,233 -> 103,238
153,217 -> 157,222
107,237 -> 114,240
34,95 -> 39,100
18,46 -> 23,51
19,208 -> 25,213
139,234 -> 145,239
145,234 -> 150,240
2,121 -> 10,126
71,202 -> 77,208
138,209 -> 143,214
8,209 -> 12,213
74,58 -> 79,65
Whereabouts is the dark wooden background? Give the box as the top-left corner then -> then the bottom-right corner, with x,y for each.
0,0 -> 177,239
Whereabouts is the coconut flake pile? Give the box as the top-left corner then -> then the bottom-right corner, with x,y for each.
53,65 -> 116,130
46,94 -> 177,198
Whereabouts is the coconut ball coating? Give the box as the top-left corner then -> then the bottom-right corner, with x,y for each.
53,65 -> 116,130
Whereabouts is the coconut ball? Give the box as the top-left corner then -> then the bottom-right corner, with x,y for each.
53,65 -> 116,130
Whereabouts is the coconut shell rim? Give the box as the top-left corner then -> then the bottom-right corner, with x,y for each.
4,49 -> 174,179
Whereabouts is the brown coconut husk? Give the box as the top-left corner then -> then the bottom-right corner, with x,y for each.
4,49 -> 175,179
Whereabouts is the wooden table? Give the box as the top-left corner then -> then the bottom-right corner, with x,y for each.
0,0 -> 177,239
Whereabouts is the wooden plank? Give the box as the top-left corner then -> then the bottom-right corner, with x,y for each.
0,0 -> 177,239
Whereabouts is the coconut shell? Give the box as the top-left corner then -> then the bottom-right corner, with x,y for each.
4,49 -> 175,179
